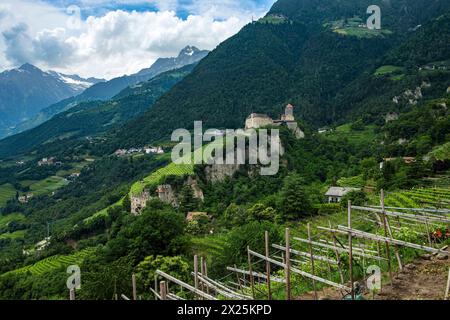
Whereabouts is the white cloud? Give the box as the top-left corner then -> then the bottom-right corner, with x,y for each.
0,0 -> 274,79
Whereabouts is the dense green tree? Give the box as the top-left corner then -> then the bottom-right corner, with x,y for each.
136,255 -> 190,293
278,174 -> 313,221
247,203 -> 276,222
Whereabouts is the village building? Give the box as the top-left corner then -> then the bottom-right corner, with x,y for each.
379,156 -> 417,170
145,146 -> 164,154
18,193 -> 34,204
38,157 -> 55,166
318,127 -> 332,134
385,112 -> 399,123
35,237 -> 51,251
325,187 -> 359,203
115,149 -> 127,156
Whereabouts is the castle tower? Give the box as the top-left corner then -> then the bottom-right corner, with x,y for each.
283,104 -> 295,121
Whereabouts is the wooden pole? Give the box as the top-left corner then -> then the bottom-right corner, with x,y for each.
200,256 -> 205,297
194,255 -> 199,300
307,223 -> 318,300
203,258 -> 210,295
329,221 -> 345,284
132,273 -> 137,301
445,268 -> 450,300
156,270 -> 216,300
424,218 -> 433,247
235,264 -> 243,291
247,246 -> 256,299
248,249 -> 351,291
285,228 -> 291,300
69,288 -> 75,301
160,281 -> 167,300
154,275 -> 158,300
265,231 -> 272,300
381,190 -> 394,286
348,200 -> 354,300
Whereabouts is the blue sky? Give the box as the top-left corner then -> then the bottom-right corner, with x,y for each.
0,0 -> 276,79
40,0 -> 276,20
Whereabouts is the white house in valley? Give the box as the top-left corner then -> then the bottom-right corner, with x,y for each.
325,187 -> 359,203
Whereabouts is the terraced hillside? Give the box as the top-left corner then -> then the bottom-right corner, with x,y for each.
384,188 -> 450,208
4,247 -> 97,276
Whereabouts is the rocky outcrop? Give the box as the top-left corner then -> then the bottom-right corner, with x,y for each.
204,163 -> 241,183
157,184 -> 178,207
186,176 -> 204,201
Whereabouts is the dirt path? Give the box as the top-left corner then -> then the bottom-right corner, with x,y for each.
375,253 -> 449,300
298,249 -> 450,300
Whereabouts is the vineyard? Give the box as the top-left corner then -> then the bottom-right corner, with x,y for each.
5,247 -> 97,277
130,162 -> 194,196
0,183 -> 16,207
384,188 -> 450,208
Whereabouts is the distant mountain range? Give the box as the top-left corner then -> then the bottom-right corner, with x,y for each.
0,64 -> 104,137
0,63 -> 197,158
4,46 -> 209,138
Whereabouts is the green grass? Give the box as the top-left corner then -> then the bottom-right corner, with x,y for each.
374,65 -> 403,76
337,175 -> 365,188
3,247 -> 97,277
325,124 -> 377,146
384,188 -> 450,208
0,230 -> 26,240
0,212 -> 25,228
22,176 -> 69,196
427,142 -> 450,161
0,183 -> 16,207
258,14 -> 290,25
130,162 -> 194,196
333,27 -> 392,38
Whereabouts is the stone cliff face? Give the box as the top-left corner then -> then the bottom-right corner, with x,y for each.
186,176 -> 204,201
204,163 -> 241,183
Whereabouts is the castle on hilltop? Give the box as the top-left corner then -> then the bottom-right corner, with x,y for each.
245,104 -> 304,139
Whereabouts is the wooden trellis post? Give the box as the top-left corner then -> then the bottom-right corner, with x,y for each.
234,264 -> 243,291
265,231 -> 272,300
247,246 -> 256,299
203,258 -> 210,295
348,200 -> 354,300
285,228 -> 291,300
194,255 -> 199,300
329,221 -> 344,284
445,268 -> 450,300
132,273 -> 137,300
307,223 -> 318,300
200,256 -> 205,296
381,190 -> 394,286
160,281 -> 167,300
381,190 -> 403,273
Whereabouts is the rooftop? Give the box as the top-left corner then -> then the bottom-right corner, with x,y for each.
325,187 -> 359,197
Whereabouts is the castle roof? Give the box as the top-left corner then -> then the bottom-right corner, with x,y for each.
247,113 -> 272,120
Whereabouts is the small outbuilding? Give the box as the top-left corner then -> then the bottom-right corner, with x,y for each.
325,187 -> 359,203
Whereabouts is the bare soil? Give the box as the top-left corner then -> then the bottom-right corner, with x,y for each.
298,248 -> 450,300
